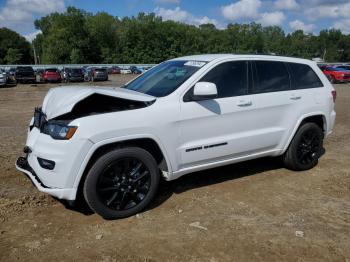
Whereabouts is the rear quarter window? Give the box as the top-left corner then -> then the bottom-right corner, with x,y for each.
288,63 -> 323,89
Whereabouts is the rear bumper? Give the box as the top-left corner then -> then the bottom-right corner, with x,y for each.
68,76 -> 84,81
44,77 -> 61,82
16,157 -> 77,200
93,75 -> 108,80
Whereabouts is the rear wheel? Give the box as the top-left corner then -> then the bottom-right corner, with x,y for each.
283,123 -> 324,171
83,147 -> 160,219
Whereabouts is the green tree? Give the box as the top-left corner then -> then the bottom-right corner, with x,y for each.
0,27 -> 32,64
4,48 -> 23,64
26,7 -> 350,64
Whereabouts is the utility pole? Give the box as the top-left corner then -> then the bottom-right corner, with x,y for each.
322,48 -> 327,62
33,43 -> 37,65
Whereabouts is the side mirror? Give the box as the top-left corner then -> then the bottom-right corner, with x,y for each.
191,82 -> 218,101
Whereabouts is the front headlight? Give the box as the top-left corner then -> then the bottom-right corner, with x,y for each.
42,122 -> 77,140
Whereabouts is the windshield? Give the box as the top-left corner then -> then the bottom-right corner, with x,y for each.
17,66 -> 34,72
71,68 -> 82,73
123,60 -> 206,97
45,69 -> 57,72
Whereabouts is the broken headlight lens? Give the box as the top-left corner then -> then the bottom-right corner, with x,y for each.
42,122 -> 77,140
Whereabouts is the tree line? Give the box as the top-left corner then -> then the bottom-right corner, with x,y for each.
1,6 -> 350,65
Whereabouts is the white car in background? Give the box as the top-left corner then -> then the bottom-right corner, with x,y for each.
120,68 -> 132,74
0,68 -> 7,86
16,54 -> 336,219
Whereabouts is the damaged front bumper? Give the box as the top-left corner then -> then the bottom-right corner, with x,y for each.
16,155 -> 77,200
15,121 -> 93,201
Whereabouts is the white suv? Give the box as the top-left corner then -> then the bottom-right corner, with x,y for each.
16,54 -> 336,219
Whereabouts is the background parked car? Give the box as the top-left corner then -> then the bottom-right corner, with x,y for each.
7,67 -> 16,77
322,66 -> 350,83
120,67 -> 132,74
85,67 -> 108,81
0,68 -> 6,87
5,69 -> 17,86
108,66 -> 121,74
335,65 -> 350,71
43,68 -> 61,83
62,68 -> 84,82
130,66 -> 143,74
15,66 -> 36,83
35,69 -> 45,83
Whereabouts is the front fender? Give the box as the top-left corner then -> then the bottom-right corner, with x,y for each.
71,133 -> 172,192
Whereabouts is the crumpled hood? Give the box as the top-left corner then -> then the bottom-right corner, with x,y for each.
42,86 -> 156,120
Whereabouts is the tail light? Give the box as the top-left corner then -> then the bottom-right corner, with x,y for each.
331,90 -> 337,103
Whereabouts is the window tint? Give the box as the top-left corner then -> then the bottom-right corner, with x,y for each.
289,63 -> 323,89
252,61 -> 290,93
199,61 -> 248,98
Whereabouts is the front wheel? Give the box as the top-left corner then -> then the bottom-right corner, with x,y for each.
283,123 -> 324,171
83,147 -> 160,219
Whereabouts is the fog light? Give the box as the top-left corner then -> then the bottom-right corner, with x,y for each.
37,157 -> 55,170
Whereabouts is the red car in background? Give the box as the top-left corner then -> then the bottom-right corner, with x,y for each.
109,66 -> 121,74
322,66 -> 350,83
43,68 -> 61,83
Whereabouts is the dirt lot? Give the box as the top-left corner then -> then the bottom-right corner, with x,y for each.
0,75 -> 349,261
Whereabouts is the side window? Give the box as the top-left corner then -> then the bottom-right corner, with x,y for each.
288,63 -> 323,89
199,61 -> 248,98
252,61 -> 290,94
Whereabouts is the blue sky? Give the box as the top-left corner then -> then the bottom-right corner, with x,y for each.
0,0 -> 350,41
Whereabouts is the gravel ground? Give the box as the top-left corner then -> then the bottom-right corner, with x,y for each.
0,75 -> 349,261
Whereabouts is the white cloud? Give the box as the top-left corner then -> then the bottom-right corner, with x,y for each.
221,0 -> 261,20
24,30 -> 42,42
194,16 -> 218,26
154,0 -> 180,4
305,2 -> 350,20
333,19 -> 350,34
289,19 -> 315,33
0,0 -> 65,34
155,7 -> 188,22
274,0 -> 299,10
155,7 -> 220,27
258,11 -> 286,26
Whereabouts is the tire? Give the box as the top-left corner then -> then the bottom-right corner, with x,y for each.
283,123 -> 324,171
83,147 -> 160,219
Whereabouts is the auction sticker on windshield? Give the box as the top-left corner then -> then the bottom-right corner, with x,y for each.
184,61 -> 206,67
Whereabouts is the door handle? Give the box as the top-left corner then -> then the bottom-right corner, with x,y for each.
237,101 -> 253,107
290,96 -> 301,100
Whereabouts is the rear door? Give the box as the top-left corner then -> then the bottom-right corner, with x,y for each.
247,60 -> 298,152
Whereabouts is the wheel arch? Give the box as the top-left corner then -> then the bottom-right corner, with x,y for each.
283,113 -> 327,153
72,136 -> 172,199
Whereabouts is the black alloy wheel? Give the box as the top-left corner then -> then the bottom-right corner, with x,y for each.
96,157 -> 151,211
296,128 -> 321,165
283,122 -> 324,171
83,147 -> 160,219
